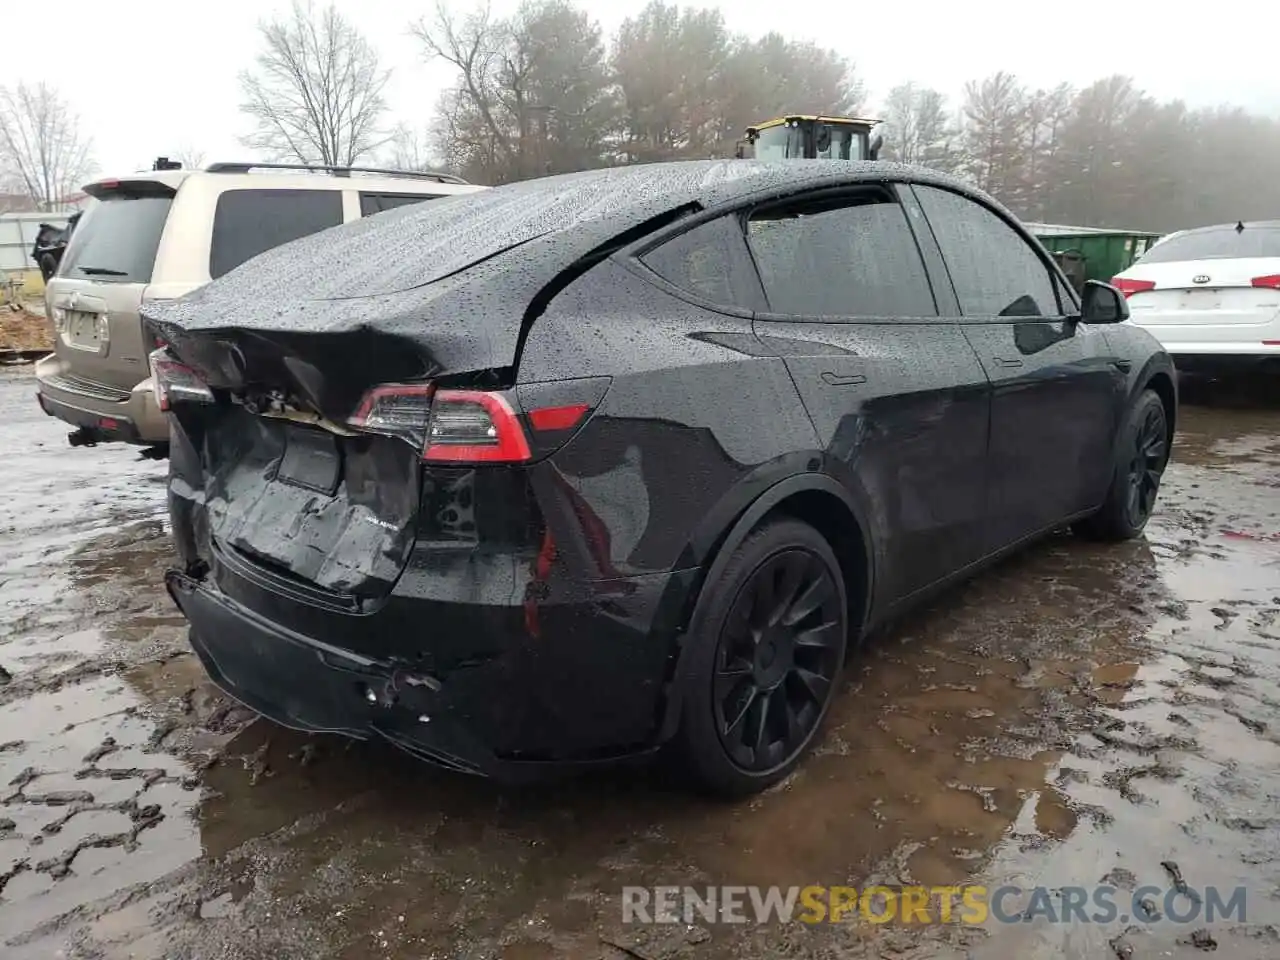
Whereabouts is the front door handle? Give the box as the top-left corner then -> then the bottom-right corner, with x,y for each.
993,356 -> 1023,368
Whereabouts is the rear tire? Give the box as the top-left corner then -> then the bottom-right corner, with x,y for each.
671,517 -> 848,797
1073,388 -> 1169,542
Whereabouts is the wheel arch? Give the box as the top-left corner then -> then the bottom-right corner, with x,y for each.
655,472 -> 875,742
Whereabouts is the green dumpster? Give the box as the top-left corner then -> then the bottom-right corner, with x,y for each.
1027,223 -> 1163,293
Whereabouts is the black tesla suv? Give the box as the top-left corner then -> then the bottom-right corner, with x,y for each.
145,160 -> 1176,796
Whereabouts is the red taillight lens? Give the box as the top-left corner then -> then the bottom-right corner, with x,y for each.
1250,274 -> 1280,289
425,390 -> 531,463
149,347 -> 213,412
348,380 -> 608,464
348,383 -> 435,448
1112,277 -> 1156,298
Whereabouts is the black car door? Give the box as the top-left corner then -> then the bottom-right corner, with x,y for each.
746,184 -> 992,612
909,184 -> 1122,553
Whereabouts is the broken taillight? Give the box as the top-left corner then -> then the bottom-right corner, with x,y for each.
149,347 -> 214,412
348,379 -> 608,464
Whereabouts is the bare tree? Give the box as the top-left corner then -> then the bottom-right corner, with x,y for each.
174,144 -> 207,169
240,0 -> 391,166
0,82 -> 94,210
413,0 -> 616,183
384,122 -> 442,172
880,82 -> 957,171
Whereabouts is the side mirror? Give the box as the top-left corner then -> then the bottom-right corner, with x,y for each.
868,132 -> 883,161
1080,279 -> 1129,324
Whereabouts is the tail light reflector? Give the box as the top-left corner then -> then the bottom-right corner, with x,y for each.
1250,274 -> 1280,289
1112,277 -> 1156,298
149,347 -> 213,412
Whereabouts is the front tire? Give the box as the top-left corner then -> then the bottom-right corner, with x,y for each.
1074,388 -> 1170,541
672,517 -> 848,797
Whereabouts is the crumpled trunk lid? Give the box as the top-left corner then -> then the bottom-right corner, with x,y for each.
193,406 -> 421,598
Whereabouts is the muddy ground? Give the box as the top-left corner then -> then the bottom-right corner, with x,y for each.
0,365 -> 1277,960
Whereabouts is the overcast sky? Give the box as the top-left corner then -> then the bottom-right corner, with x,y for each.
6,0 -> 1277,176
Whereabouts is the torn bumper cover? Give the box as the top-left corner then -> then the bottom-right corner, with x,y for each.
164,566 -> 688,779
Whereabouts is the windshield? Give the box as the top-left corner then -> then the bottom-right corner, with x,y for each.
1137,224 -> 1280,263
752,125 -> 803,161
751,123 -> 865,161
58,192 -> 173,283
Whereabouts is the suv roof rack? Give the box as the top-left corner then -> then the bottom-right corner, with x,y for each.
203,161 -> 468,185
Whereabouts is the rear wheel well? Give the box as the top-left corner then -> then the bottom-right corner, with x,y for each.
762,490 -> 870,644
1145,371 -> 1176,454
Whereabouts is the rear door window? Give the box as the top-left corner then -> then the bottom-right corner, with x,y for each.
745,190 -> 938,318
58,190 -> 173,284
210,188 -> 344,279
1137,224 -> 1280,263
358,192 -> 441,216
639,215 -> 764,311
914,185 -> 1061,318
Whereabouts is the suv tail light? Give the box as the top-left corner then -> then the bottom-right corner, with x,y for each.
1251,274 -> 1280,290
149,347 -> 214,412
1111,277 -> 1156,298
348,378 -> 609,464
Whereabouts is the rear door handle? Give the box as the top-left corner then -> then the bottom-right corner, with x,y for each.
1110,359 -> 1132,373
821,371 -> 867,386
993,356 -> 1023,368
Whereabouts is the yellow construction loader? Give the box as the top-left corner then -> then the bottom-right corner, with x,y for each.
734,115 -> 883,161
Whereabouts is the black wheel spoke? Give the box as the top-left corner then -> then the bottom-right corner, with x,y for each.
792,665 -> 831,707
794,619 -> 840,651
751,690 -> 773,753
767,555 -> 807,626
723,687 -> 757,739
782,571 -> 833,628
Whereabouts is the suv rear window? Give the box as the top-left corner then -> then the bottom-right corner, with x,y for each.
359,192 -> 440,216
1138,224 -> 1280,263
58,193 -> 173,284
210,188 -> 344,279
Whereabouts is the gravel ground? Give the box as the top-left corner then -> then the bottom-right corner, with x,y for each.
1,365 -> 1277,960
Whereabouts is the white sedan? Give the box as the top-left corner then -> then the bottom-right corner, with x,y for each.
1111,220 -> 1280,374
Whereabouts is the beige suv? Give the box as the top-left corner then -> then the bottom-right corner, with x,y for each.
37,161 -> 485,448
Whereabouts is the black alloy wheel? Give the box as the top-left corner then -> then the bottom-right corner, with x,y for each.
712,547 -> 844,773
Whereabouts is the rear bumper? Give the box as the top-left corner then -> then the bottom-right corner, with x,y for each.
34,354 -> 168,444
1170,352 -> 1280,376
166,559 -> 696,779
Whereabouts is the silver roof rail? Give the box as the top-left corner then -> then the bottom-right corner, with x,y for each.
203,162 -> 468,185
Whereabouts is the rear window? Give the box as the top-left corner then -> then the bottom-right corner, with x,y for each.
58,193 -> 172,284
210,188 -> 344,279
359,192 -> 440,216
1138,224 -> 1280,263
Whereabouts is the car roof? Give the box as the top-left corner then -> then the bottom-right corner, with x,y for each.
164,159 -> 1000,304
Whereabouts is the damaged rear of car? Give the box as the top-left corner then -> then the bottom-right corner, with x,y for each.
148,166 -> 755,778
